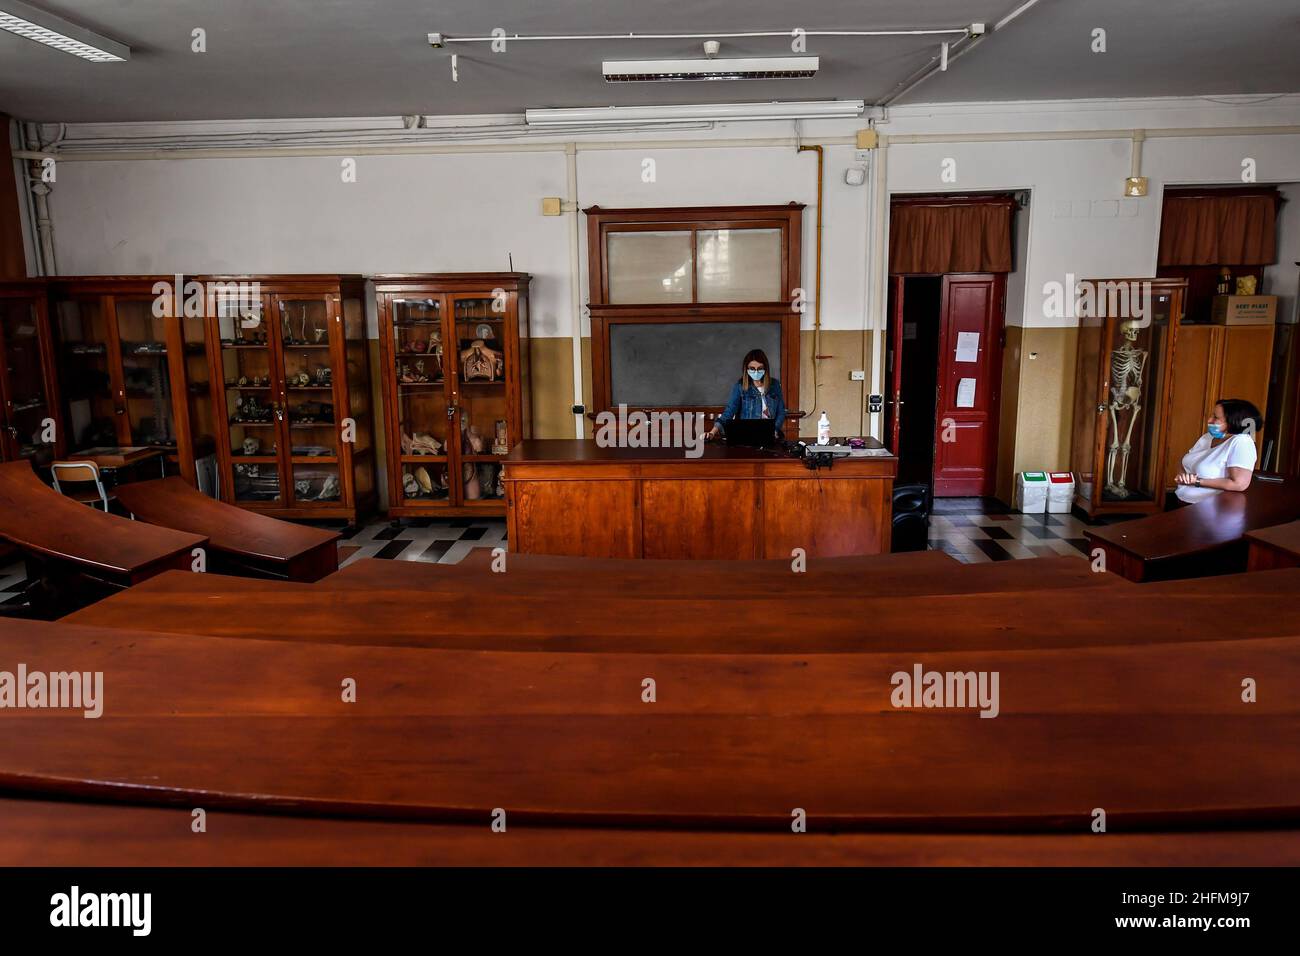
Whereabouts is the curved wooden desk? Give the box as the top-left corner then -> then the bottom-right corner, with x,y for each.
65,565 -> 1297,653
0,460 -> 205,586
327,551 -> 1126,597
3,797 -> 1298,866
115,477 -> 338,582
1246,520 -> 1300,571
1085,478 -> 1300,582
2,619 -> 1299,831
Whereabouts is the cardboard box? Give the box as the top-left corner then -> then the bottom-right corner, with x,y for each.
1211,295 -> 1277,326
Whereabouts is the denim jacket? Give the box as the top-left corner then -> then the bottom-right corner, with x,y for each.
716,378 -> 785,432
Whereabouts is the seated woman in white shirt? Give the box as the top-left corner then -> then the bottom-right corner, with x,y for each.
1172,398 -> 1262,504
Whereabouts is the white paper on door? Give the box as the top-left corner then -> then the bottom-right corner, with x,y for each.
956,377 -> 977,408
955,331 -> 980,363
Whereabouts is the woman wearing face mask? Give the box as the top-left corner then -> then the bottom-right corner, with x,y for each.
1172,398 -> 1262,504
706,348 -> 786,441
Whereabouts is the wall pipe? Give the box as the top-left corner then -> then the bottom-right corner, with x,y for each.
565,143 -> 585,438
796,143 -> 824,418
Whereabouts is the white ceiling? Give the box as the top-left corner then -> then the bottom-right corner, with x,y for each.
1,0 -> 1297,123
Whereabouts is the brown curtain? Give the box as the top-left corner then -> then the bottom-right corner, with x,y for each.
1158,190 -> 1278,266
889,199 -> 1013,274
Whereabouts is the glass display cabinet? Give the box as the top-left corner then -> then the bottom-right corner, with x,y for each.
1069,278 -> 1185,518
0,280 -> 63,465
47,277 -> 213,484
374,274 -> 531,517
202,275 -> 374,524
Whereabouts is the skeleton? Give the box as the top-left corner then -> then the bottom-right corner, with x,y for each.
1104,320 -> 1149,498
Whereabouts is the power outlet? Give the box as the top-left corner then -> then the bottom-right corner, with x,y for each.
850,370 -> 866,381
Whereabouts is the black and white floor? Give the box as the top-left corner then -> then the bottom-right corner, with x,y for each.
0,499 -> 1098,605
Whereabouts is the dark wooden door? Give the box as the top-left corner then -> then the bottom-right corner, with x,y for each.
932,274 -> 1005,497
885,276 -> 905,454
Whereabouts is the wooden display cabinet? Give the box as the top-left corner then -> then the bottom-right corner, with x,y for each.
47,276 -> 213,484
201,275 -> 375,525
374,274 -> 531,517
1069,278 -> 1185,518
0,280 -> 63,465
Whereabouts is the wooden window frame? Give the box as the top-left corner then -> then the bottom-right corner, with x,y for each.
584,204 -> 804,423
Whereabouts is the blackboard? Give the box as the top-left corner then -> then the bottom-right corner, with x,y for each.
609,321 -> 783,407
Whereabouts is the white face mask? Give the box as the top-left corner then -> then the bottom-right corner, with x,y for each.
747,368 -> 765,382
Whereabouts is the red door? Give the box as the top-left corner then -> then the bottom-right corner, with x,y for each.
932,274 -> 1005,497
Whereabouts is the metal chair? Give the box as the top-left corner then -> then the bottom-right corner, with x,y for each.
50,461 -> 114,512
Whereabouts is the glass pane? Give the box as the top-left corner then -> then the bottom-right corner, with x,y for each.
278,298 -> 331,349
392,299 -> 449,503
56,298 -> 117,448
115,298 -> 176,448
219,299 -> 278,488
232,462 -> 280,503
607,231 -> 693,303
696,228 -> 782,302
453,296 -> 510,504
400,462 -> 451,504
459,460 -> 504,502
1099,285 -> 1170,504
1,298 -> 54,460
180,311 -> 215,469
293,463 -> 341,503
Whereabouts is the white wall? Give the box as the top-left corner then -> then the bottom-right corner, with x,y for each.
37,95 -> 1300,341
1264,182 -> 1300,325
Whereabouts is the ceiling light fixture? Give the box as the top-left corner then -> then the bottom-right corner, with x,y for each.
0,0 -> 129,62
603,56 -> 818,83
525,100 -> 864,127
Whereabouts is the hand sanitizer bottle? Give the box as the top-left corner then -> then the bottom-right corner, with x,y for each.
817,411 -> 831,446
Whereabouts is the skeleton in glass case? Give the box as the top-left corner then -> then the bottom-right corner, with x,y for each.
1104,319 -> 1149,499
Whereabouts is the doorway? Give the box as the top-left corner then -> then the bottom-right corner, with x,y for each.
886,273 -> 1006,496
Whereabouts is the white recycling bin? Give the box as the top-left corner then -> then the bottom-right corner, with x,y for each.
1047,472 -> 1075,513
1014,471 -> 1048,513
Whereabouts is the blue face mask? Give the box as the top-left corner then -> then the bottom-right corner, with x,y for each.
1208,424 -> 1226,439
747,368 -> 765,382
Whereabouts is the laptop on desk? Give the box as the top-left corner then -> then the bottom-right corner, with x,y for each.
721,419 -> 777,449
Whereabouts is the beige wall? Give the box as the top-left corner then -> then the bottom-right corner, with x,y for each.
1012,327 -> 1079,478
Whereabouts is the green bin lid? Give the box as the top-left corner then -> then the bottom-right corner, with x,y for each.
1021,472 -> 1047,481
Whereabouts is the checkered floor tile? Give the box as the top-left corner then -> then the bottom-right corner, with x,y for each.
925,498 -> 1093,564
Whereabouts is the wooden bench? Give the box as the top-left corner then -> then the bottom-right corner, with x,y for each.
0,461 -> 205,608
2,618 -> 1298,830
326,551 -> 1126,598
3,796 -> 1297,866
1085,477 -> 1300,582
1246,520 -> 1300,571
115,477 -> 339,582
63,564 -> 1293,654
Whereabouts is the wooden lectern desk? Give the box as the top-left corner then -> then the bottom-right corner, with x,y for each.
503,439 -> 896,560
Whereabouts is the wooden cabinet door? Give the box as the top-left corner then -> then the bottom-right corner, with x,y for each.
932,274 -> 1004,497
1221,324 -> 1274,458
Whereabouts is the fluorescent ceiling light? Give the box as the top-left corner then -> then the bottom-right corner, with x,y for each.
0,0 -> 130,62
526,100 -> 863,127
604,56 -> 818,82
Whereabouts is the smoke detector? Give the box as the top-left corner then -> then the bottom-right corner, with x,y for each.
603,56 -> 819,82
703,40 -> 720,58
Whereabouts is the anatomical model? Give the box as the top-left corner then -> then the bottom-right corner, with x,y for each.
460,339 -> 503,382
1104,320 -> 1149,499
